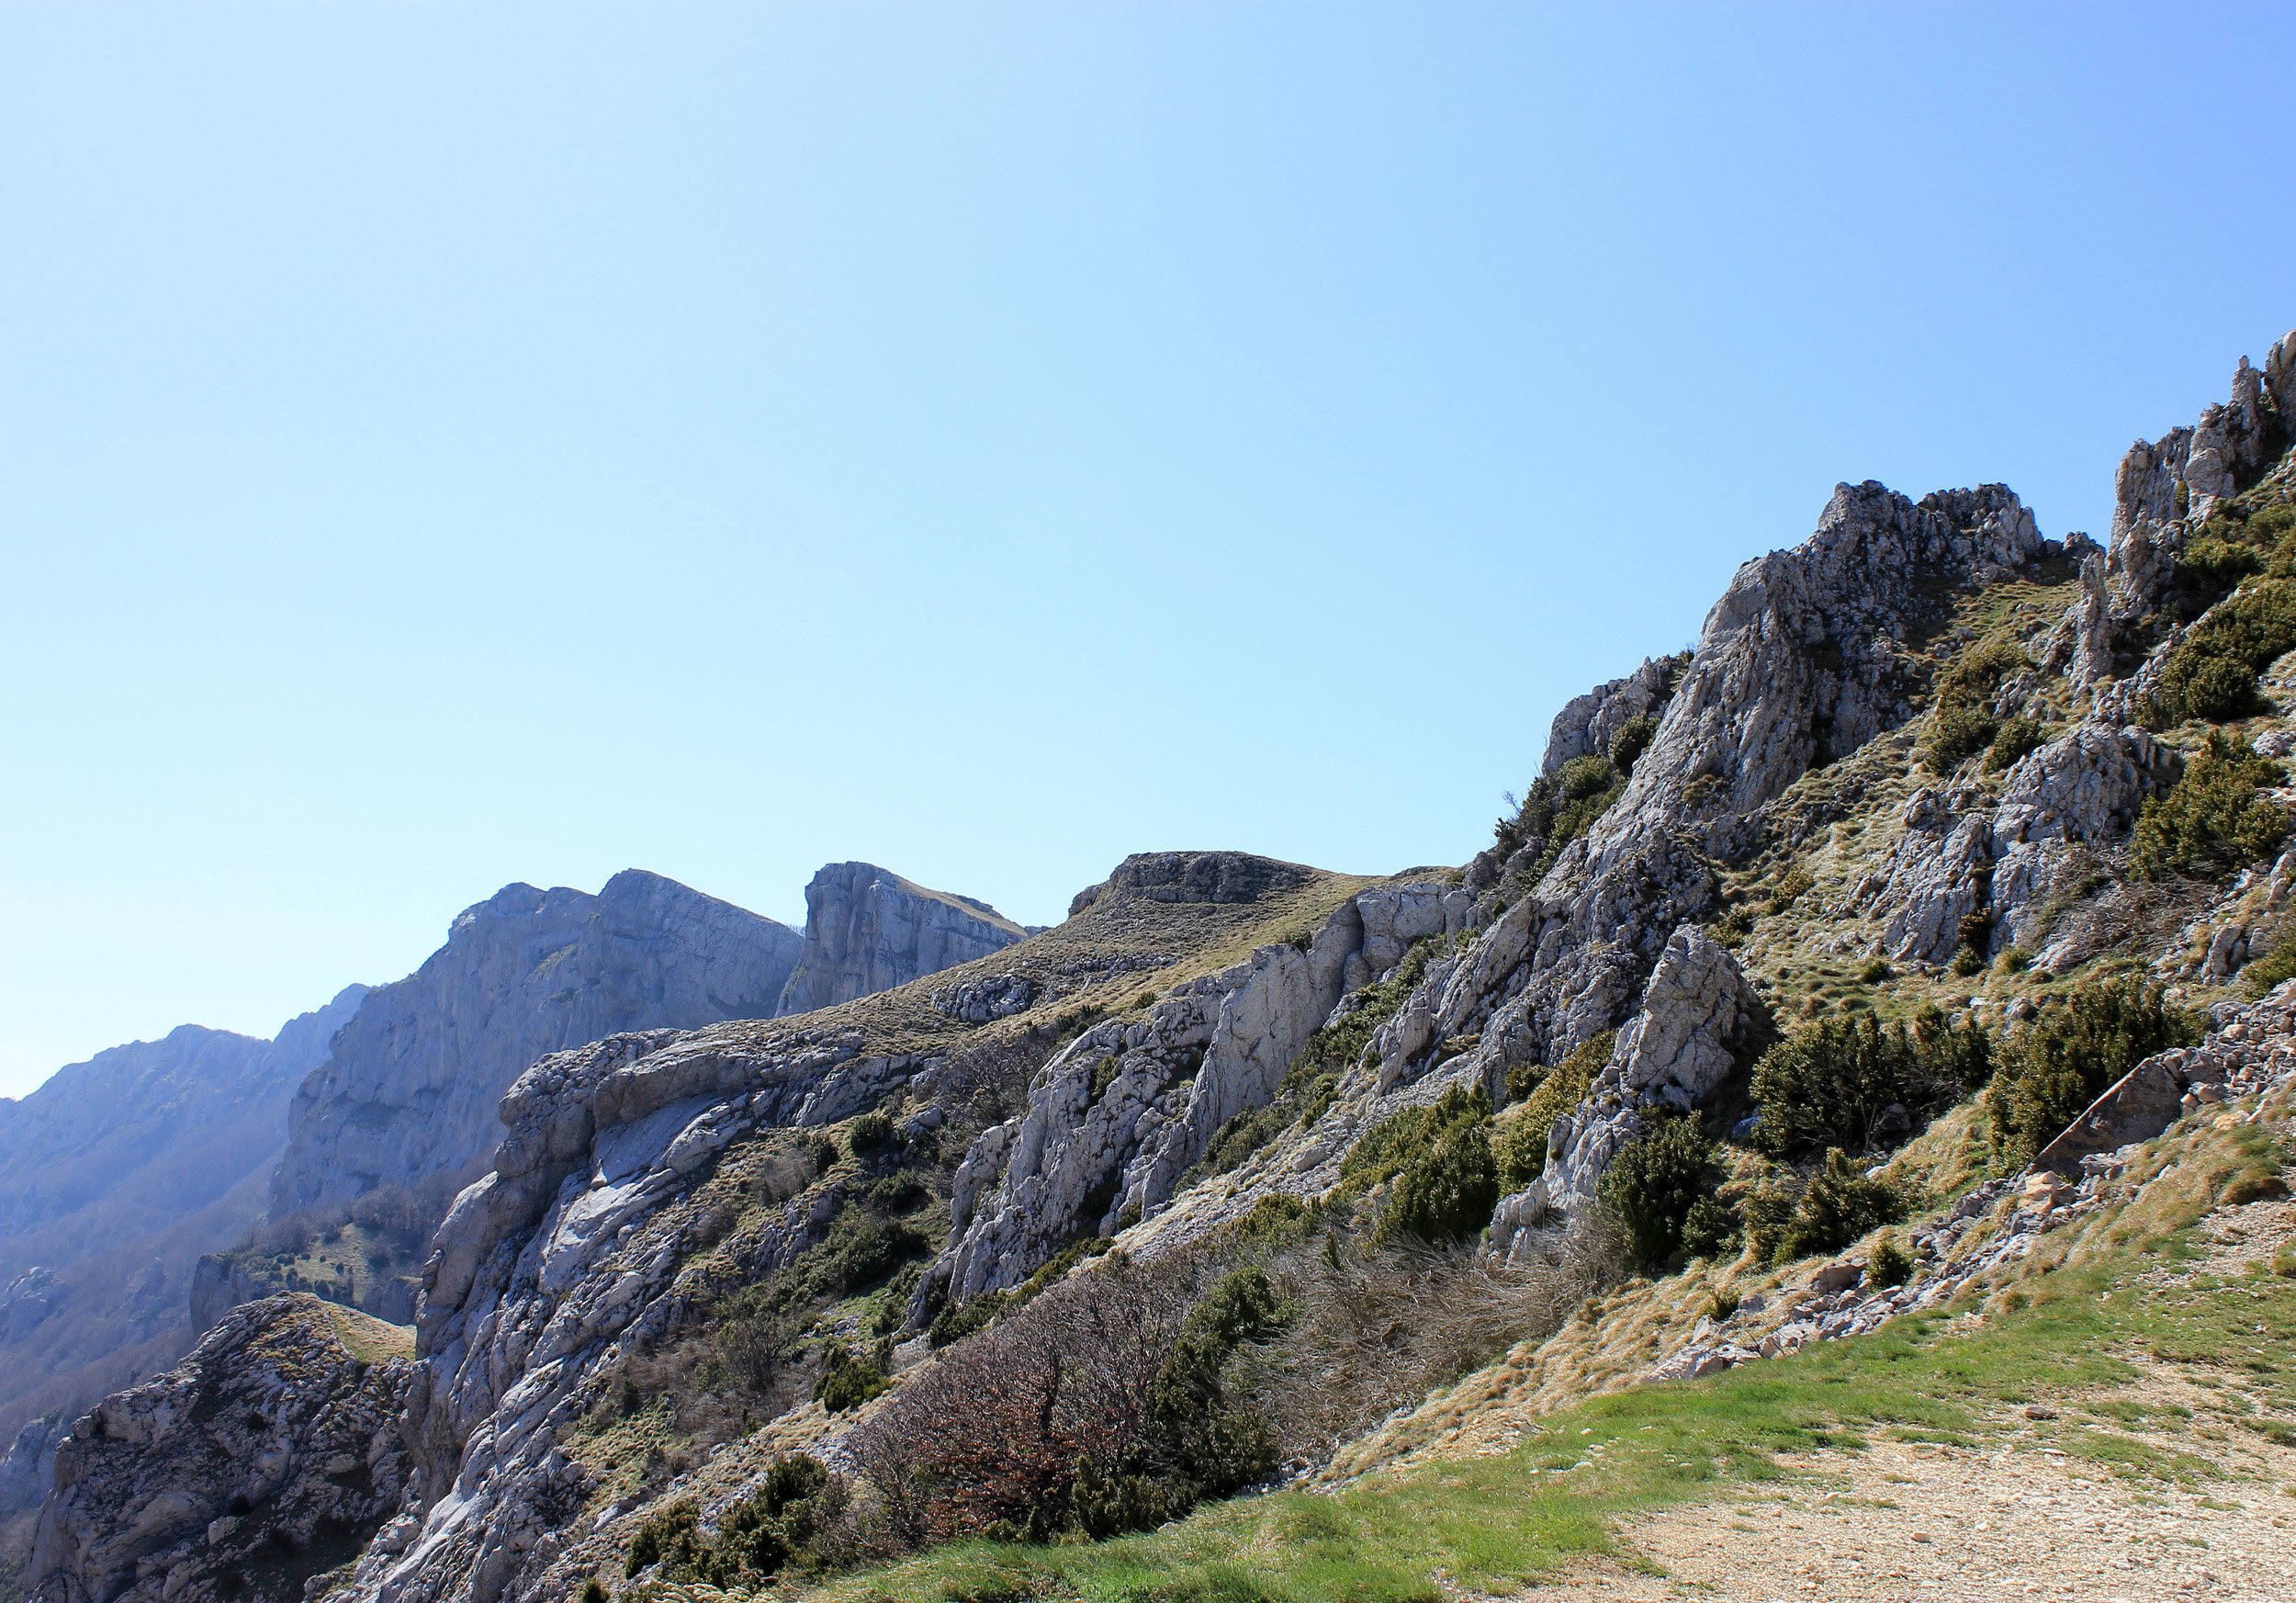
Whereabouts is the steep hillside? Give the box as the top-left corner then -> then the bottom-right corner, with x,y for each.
24,326 -> 2296,1603
0,989 -> 367,1504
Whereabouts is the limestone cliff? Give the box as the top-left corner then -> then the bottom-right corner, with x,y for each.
270,872 -> 803,1217
774,863 -> 1026,1018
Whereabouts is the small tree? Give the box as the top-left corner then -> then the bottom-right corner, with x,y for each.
2132,733 -> 2288,880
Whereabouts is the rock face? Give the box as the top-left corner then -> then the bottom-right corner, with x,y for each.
2108,333 -> 2296,615
1529,929 -> 1764,1220
933,875 -> 1472,1304
271,872 -> 803,1217
1861,723 -> 2183,965
27,1294 -> 412,1603
776,864 -> 1026,1017
1396,482 -> 2049,1112
0,988 -> 366,1487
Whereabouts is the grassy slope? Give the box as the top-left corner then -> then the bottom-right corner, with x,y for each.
813,1088 -> 2293,1603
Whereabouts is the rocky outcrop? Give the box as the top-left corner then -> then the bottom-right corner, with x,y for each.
933,875 -> 1472,1303
27,1295 -> 412,1603
2108,333 -> 2296,615
365,1019 -> 935,1603
271,872 -> 803,1217
2035,980 -> 2296,1176
1538,654 -> 1687,777
1499,929 -> 1762,1236
930,973 -> 1035,1023
1065,852 -> 1317,918
1861,723 -> 2182,965
1400,483 -> 2048,1110
775,864 -> 1025,1017
0,1414 -> 63,1515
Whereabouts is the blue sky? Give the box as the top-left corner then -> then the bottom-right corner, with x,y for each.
5,3 -> 2294,1096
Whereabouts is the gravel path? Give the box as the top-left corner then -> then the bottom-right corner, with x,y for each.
1516,1433 -> 2296,1602
1506,1192 -> 2296,1603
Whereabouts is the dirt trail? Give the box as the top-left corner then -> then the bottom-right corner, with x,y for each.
1517,1433 -> 2294,1603
1510,1197 -> 2296,1603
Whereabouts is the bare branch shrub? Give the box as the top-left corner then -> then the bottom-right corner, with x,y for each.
1245,1211 -> 1627,1464
848,1250 -> 1202,1541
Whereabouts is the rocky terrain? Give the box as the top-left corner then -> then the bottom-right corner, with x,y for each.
0,863 -> 1013,1556
27,1295 -> 414,1603
0,990 -> 368,1512
18,326 -> 2296,1603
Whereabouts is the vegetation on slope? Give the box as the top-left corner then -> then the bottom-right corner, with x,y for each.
814,1088 -> 2293,1602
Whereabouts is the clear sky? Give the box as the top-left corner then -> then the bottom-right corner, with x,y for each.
5,4 -> 2294,1097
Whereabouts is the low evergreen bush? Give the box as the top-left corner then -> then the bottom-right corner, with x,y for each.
1774,1149 -> 1901,1262
1596,1115 -> 1717,1265
1984,974 -> 2197,1164
1749,1007 -> 1983,1157
2131,733 -> 2288,880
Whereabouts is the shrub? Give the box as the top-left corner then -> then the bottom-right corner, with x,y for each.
821,1211 -> 928,1293
1924,702 -> 1998,773
1608,714 -> 1659,773
1857,958 -> 1892,984
1998,946 -> 2033,974
624,1502 -> 703,1578
580,1580 -> 608,1603
1680,1195 -> 1739,1260
1985,974 -> 2198,1163
1072,1267 -> 1288,1538
847,1112 -> 896,1155
2177,535 -> 2262,590
1749,1009 -> 1979,1157
854,1256 -> 1281,1547
1765,864 -> 1816,917
1597,1115 -> 1717,1265
814,1346 -> 890,1414
2245,930 -> 2296,997
1343,1087 -> 1498,1246
1983,716 -> 2045,773
1951,943 -> 1986,976
1774,1150 -> 1901,1263
1868,1231 -> 1914,1287
2152,577 -> 2296,724
623,1459 -> 838,1585
1491,758 -> 1626,884
1089,1057 -> 1123,1101
2132,733 -> 2288,880
1735,1174 -> 1802,1265
1922,638 -> 2027,772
